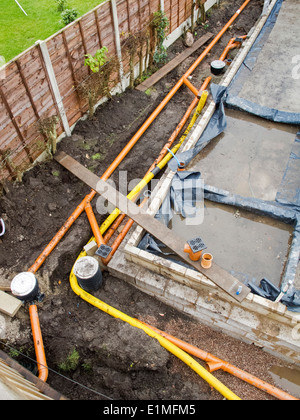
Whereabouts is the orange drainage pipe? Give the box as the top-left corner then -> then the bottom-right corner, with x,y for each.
85,202 -> 105,247
183,77 -> 201,97
29,304 -> 48,382
219,35 -> 247,61
140,322 -> 299,401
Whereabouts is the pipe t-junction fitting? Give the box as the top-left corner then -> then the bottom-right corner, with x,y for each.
184,237 -> 207,262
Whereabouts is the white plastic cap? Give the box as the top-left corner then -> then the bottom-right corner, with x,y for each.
73,257 -> 99,280
11,272 -> 37,297
211,60 -> 226,69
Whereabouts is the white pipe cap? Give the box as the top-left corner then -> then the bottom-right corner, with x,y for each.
11,272 -> 37,297
73,257 -> 99,280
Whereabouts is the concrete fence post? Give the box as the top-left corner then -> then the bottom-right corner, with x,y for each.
111,0 -> 126,92
160,0 -> 165,12
36,40 -> 71,137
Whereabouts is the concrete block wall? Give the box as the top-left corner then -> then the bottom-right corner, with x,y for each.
108,247 -> 300,365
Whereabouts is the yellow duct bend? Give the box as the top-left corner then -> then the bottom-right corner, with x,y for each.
70,262 -> 241,401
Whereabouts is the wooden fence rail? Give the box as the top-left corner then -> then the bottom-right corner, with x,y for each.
0,0 -> 216,183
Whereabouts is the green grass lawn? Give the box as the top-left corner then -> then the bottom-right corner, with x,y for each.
0,0 -> 106,62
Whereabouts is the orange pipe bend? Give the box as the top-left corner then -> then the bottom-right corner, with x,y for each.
29,304 -> 48,382
140,321 -> 299,401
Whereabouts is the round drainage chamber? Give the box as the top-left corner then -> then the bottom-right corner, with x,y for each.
73,256 -> 103,293
11,272 -> 40,302
211,60 -> 226,75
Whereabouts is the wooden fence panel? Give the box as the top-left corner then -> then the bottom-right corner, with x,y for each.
0,0 -> 216,182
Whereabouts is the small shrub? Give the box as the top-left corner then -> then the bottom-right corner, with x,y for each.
151,11 -> 169,65
60,8 -> 79,26
55,0 -> 68,12
37,115 -> 59,155
79,51 -> 119,119
84,47 -> 108,73
58,348 -> 80,372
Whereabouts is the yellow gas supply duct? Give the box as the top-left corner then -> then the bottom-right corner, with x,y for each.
69,266 -> 241,400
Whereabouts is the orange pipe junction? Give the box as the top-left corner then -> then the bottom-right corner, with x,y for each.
139,321 -> 299,401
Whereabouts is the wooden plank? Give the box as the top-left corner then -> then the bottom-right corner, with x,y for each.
136,32 -> 213,92
55,151 -> 251,303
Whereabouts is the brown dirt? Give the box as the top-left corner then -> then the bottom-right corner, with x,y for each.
0,0 -> 295,401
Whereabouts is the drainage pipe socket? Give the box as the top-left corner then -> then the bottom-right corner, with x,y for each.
73,256 -> 102,293
211,60 -> 226,75
11,272 -> 41,303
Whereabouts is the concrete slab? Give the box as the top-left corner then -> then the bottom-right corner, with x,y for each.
189,109 -> 298,201
239,0 -> 300,113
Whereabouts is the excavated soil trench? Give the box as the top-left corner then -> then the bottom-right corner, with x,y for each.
1,0 -> 299,401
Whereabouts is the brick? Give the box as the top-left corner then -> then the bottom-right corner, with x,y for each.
0,291 -> 22,317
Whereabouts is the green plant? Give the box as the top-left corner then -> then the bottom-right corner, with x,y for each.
82,361 -> 93,372
91,152 -> 103,161
60,8 -> 79,26
84,47 -> 108,73
2,150 -> 23,182
9,348 -> 20,358
122,33 -> 140,88
151,11 -> 169,65
55,0 -> 68,12
79,51 -> 119,119
58,348 -> 80,372
37,115 -> 59,155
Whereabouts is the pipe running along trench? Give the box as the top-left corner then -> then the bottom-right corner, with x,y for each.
25,0 -> 252,383
138,322 -> 299,401
69,265 -> 241,400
